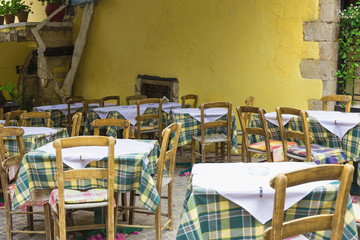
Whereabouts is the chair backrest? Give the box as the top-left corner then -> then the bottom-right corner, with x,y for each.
66,98 -> 84,126
65,96 -> 84,102
200,102 -> 232,144
181,94 -> 198,108
53,136 -> 115,234
136,98 -> 163,142
0,108 -> 4,120
4,110 -> 27,126
237,106 -> 271,162
276,107 -> 313,162
321,95 -> 352,112
126,95 -> 147,105
155,122 -> 181,195
20,111 -> 51,127
82,99 -> 103,120
0,127 -> 25,205
91,118 -> 130,138
101,95 -> 120,106
263,164 -> 354,240
244,96 -> 256,126
70,112 -> 82,137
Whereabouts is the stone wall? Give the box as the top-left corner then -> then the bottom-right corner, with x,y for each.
302,0 -> 340,110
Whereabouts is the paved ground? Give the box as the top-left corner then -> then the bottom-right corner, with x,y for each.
0,149 -> 244,240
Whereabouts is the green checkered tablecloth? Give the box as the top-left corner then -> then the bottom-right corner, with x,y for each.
249,114 -> 360,183
0,119 -> 17,126
171,111 -> 238,153
176,182 -> 358,240
30,109 -> 66,127
5,127 -> 68,156
83,107 -> 174,137
11,140 -> 161,212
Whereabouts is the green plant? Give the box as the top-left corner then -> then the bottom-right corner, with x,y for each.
0,83 -> 34,111
12,0 -> 33,14
336,2 -> 360,96
37,0 -> 65,5
0,0 -> 17,16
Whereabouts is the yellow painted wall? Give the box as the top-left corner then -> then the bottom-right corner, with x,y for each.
73,0 -> 322,112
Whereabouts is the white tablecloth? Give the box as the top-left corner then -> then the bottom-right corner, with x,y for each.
172,108 -> 227,123
192,162 -> 334,224
93,102 -> 181,125
265,111 -> 360,139
35,103 -> 114,116
37,139 -> 155,169
4,127 -> 59,140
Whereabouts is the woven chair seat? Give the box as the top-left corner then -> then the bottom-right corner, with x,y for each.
50,188 -> 109,214
192,133 -> 227,144
287,144 -> 346,163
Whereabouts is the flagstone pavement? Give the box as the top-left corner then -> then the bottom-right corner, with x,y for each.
0,150 -> 244,240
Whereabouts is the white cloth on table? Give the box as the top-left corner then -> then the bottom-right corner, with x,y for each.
265,111 -> 360,139
5,127 -> 59,140
191,162 -> 334,224
35,103 -> 114,116
172,108 -> 227,123
37,139 -> 155,169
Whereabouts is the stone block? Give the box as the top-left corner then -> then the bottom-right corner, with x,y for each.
322,80 -> 338,96
319,0 -> 340,22
300,59 -> 337,81
303,21 -> 338,42
308,99 -> 322,110
319,42 -> 338,60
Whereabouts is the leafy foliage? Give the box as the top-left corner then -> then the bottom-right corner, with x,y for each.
0,83 -> 34,111
0,0 -> 32,16
37,0 -> 65,5
336,2 -> 360,95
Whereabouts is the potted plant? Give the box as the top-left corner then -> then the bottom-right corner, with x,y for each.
0,0 -> 16,24
12,0 -> 32,22
37,0 -> 65,22
0,3 -> 5,25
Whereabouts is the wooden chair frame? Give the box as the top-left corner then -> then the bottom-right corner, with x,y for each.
64,96 -> 84,102
276,107 -> 313,162
4,110 -> 27,126
62,98 -> 84,133
126,95 -> 147,105
101,95 -> 120,106
263,164 -> 354,240
135,98 -> 163,143
321,95 -> 352,112
191,101 -> 232,166
91,118 -> 130,139
181,94 -> 198,108
20,111 -> 51,127
52,136 -> 115,240
237,106 -> 272,162
82,99 -> 103,120
0,108 -> 4,120
0,127 -> 52,240
116,123 -> 182,240
70,112 -> 82,137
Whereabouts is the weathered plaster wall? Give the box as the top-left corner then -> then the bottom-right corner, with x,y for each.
73,0 -> 322,111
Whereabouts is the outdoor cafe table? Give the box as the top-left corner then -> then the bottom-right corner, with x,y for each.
176,162 -> 358,240
83,102 -> 182,137
249,111 -> 360,184
34,102 -> 114,127
11,139 -> 161,212
171,108 -> 238,153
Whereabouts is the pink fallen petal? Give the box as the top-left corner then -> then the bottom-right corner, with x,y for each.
131,231 -> 140,235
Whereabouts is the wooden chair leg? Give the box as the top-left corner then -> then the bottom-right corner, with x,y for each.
179,146 -> 183,156
6,202 -> 13,240
26,206 -> 34,236
201,143 -> 206,163
128,190 -> 135,225
53,211 -> 59,240
191,139 -> 196,167
215,143 -> 219,156
220,142 -> 225,162
227,141 -> 231,163
121,193 -> 128,221
168,184 -> 173,230
44,203 -> 52,240
114,193 -> 119,231
155,206 -> 161,240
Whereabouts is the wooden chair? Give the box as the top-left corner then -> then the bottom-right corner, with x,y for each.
62,98 -> 84,133
82,99 -> 103,120
70,112 -> 82,137
321,94 -> 352,112
91,118 -> 130,138
135,98 -> 163,143
191,102 -> 232,166
237,106 -> 273,162
116,122 -> 182,240
20,111 -> 51,127
101,95 -> 120,106
4,110 -> 27,126
0,108 -> 4,120
276,107 -> 345,162
0,127 -> 52,240
126,95 -> 147,105
263,164 -> 354,240
64,96 -> 84,102
51,136 -> 115,240
181,94 -> 198,108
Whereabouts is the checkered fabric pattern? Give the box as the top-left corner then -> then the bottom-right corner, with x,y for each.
49,188 -> 108,214
9,184 -> 50,207
11,140 -> 160,212
288,144 -> 347,164
249,114 -> 360,182
176,182 -> 358,240
83,107 -> 174,137
31,109 -> 66,127
171,111 -> 238,153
